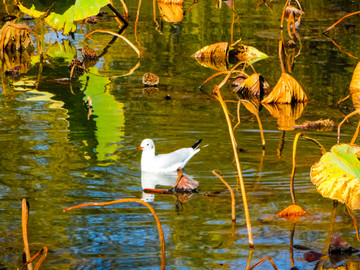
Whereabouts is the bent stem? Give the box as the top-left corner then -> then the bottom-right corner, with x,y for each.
64,198 -> 165,270
213,85 -> 253,248
249,256 -> 278,270
322,200 -> 338,254
346,206 -> 360,241
84,30 -> 141,58
337,109 -> 360,144
291,133 -> 326,204
22,246 -> 48,270
212,170 -> 236,222
22,198 -> 33,270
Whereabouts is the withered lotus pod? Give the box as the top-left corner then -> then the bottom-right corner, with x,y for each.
262,73 -> 307,104
233,73 -> 264,97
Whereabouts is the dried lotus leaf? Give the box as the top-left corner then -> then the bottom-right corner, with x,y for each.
158,0 -> 184,23
192,42 -> 228,71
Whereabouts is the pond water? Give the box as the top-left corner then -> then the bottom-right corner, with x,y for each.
1,0 -> 360,269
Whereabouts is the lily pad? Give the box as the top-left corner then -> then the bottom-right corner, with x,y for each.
310,144 -> 360,210
18,0 -> 110,34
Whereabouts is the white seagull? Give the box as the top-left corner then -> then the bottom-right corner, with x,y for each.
138,138 -> 202,173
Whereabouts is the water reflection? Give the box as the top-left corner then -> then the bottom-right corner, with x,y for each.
141,171 -> 177,201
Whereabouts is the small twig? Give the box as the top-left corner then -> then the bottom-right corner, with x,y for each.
249,256 -> 278,270
22,246 -> 48,270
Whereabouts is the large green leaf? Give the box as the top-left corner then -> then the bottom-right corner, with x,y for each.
18,0 -> 110,34
310,144 -> 360,210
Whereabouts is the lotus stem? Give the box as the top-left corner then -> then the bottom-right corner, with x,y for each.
200,70 -> 246,90
291,133 -> 326,204
324,36 -> 360,61
218,61 -> 252,89
323,11 -> 360,34
279,40 -> 286,73
64,198 -> 165,269
249,256 -> 278,270
84,30 -> 140,58
107,3 -> 128,27
213,85 -> 253,248
337,109 -> 360,144
22,198 -> 33,270
212,170 -> 236,222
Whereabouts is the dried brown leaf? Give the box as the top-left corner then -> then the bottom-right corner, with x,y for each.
262,73 -> 307,103
158,0 -> 184,23
294,119 -> 336,131
263,103 -> 306,130
192,42 -> 228,71
233,73 -> 263,96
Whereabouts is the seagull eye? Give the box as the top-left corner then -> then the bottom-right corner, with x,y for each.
147,143 -> 149,146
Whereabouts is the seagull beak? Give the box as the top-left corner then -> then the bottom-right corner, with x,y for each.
137,146 -> 143,150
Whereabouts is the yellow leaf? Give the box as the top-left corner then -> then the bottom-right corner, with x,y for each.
262,73 -> 307,104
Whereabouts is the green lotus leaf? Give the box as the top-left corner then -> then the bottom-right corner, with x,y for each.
46,40 -> 77,62
18,0 -> 110,34
310,144 -> 360,210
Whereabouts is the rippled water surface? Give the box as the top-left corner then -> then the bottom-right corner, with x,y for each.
1,1 -> 360,269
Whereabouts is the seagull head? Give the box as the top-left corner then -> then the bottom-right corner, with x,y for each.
138,138 -> 155,151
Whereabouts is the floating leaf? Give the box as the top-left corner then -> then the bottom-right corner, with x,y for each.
228,41 -> 268,64
329,233 -> 359,255
277,204 -> 307,223
310,144 -> 360,210
262,73 -> 307,103
18,0 -> 110,35
263,103 -> 306,130
192,41 -> 268,71
158,0 -> 184,23
46,41 -> 77,63
350,62 -> 360,110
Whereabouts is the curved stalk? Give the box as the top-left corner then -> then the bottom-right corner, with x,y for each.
337,109 -> 360,144
22,198 -> 33,270
212,170 -> 236,222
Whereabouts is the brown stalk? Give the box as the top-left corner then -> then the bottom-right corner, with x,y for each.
200,70 -> 246,90
337,109 -> 360,144
22,198 -> 33,270
64,198 -> 165,269
218,61 -> 255,89
249,256 -> 278,270
213,85 -> 253,247
212,170 -> 236,222
323,11 -> 360,34
135,0 -> 142,46
279,40 -> 286,73
233,100 -> 241,131
290,133 -> 326,204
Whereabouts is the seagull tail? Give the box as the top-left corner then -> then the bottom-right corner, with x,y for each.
191,139 -> 203,149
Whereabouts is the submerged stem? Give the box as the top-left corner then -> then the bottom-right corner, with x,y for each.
337,109 -> 360,144
64,198 -> 166,269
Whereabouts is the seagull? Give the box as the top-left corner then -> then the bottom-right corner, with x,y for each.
138,138 -> 202,173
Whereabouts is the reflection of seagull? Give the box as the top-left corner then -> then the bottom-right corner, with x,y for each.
138,138 -> 202,173
141,171 -> 177,202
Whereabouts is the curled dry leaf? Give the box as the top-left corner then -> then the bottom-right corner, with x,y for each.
350,62 -> 360,110
233,73 -> 264,96
311,144 -> 360,210
158,0 -> 184,23
263,102 -> 306,130
284,5 -> 305,18
262,73 -> 307,104
277,204 -> 307,223
228,41 -> 268,65
294,119 -> 336,131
